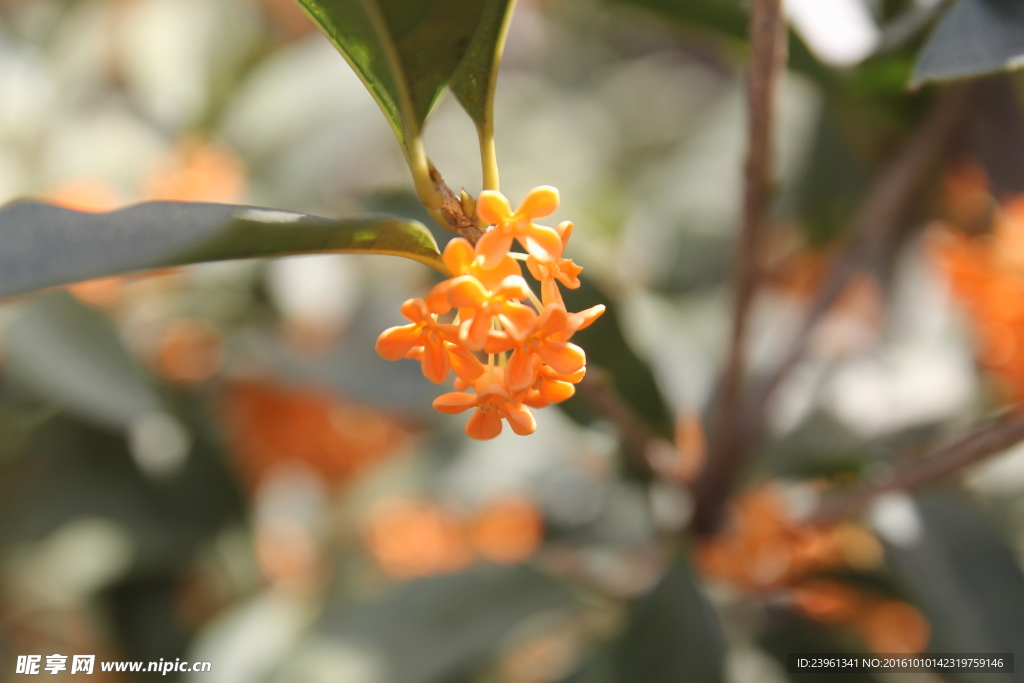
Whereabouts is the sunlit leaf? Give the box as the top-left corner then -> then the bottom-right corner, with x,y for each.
449,0 -> 516,129
0,200 -> 445,301
295,0 -> 487,147
912,0 -> 1024,86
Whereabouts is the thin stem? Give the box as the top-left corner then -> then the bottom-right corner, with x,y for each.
748,84 -> 976,433
578,370 -> 665,477
525,288 -> 544,311
508,252 -> 529,261
812,411 -> 1024,524
478,122 -> 500,191
694,0 -> 787,535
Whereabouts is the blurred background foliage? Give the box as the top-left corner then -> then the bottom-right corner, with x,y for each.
2,0 -> 1024,681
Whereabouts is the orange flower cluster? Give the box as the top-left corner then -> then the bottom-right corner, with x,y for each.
222,380 -> 409,490
363,496 -> 544,578
696,484 -> 881,591
931,195 -> 1024,401
698,484 -> 929,653
376,186 -> 604,439
791,580 -> 931,654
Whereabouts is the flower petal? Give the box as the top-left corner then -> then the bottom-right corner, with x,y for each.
523,389 -> 549,409
433,392 -> 478,414
376,324 -> 421,360
447,275 -> 489,308
516,186 -> 559,219
425,281 -> 453,315
461,312 -> 492,351
484,330 -> 517,354
476,230 -> 515,269
555,220 -> 573,245
476,190 -> 513,225
447,343 -> 485,382
537,304 -> 569,338
400,298 -> 429,323
538,340 -> 585,374
466,409 -> 503,440
442,237 -> 476,275
421,337 -> 451,383
570,304 -> 605,332
502,403 -> 537,436
498,301 -> 538,342
473,255 -> 522,290
521,224 -> 564,263
506,349 -> 537,393
539,379 -> 575,404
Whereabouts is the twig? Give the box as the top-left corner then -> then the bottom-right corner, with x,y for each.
578,370 -> 666,477
750,83 -> 975,428
693,0 -> 787,534
812,411 -> 1024,523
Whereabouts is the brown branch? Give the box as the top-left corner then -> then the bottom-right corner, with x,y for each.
749,84 -> 975,425
812,411 -> 1024,524
577,370 -> 665,477
693,0 -> 787,535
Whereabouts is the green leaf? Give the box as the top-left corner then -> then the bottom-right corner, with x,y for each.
0,200 -> 445,301
912,0 -> 1024,86
886,491 -> 1024,674
5,293 -> 164,431
295,0 -> 488,148
449,0 -> 516,128
564,550 -> 724,683
297,564 -> 576,683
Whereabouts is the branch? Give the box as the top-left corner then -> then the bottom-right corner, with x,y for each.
812,411 -> 1024,523
749,83 -> 976,429
693,0 -> 787,534
578,370 -> 666,477
428,166 -> 484,244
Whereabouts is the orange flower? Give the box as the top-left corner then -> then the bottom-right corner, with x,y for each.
475,186 -> 564,268
433,368 -> 537,439
527,221 -> 583,306
376,183 -> 602,439
376,298 -> 483,384
447,275 -> 537,351
523,365 -> 586,408
426,237 -> 523,313
487,304 -> 597,393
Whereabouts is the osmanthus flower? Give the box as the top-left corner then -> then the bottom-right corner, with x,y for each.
433,368 -> 537,439
426,237 -> 522,314
487,303 -> 605,393
527,221 -> 583,306
375,185 -> 603,440
447,275 -> 536,351
375,298 -> 483,384
475,185 -> 564,268
523,366 -> 587,408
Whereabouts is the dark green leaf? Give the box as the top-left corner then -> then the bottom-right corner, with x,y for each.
449,0 -> 515,129
886,491 -> 1024,683
295,0 -> 487,145
0,200 -> 444,301
564,550 -> 724,683
912,0 -> 1024,86
302,564 -> 575,683
4,293 -> 164,431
